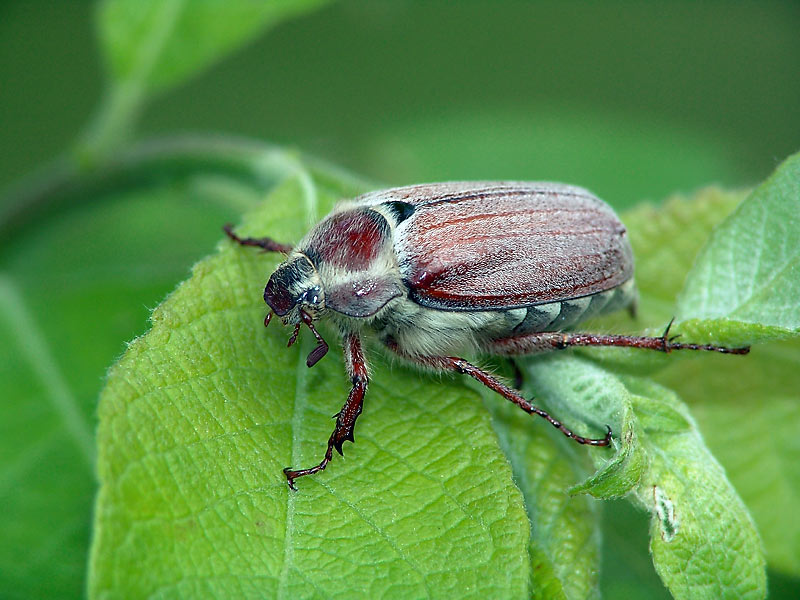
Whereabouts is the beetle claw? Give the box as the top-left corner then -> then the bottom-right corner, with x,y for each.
333,440 -> 345,456
660,317 -> 676,339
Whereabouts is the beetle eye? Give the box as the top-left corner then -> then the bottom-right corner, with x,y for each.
264,276 -> 295,316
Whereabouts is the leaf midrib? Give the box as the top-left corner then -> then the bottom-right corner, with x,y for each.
277,334 -> 310,600
279,167 -> 319,600
729,251 -> 800,321
123,0 -> 185,90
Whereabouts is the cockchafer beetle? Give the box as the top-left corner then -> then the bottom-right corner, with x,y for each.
224,181 -> 749,489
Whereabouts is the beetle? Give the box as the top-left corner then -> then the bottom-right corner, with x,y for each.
224,181 -> 749,489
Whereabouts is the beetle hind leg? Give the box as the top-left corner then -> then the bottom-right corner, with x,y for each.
384,342 -> 611,447
488,319 -> 750,356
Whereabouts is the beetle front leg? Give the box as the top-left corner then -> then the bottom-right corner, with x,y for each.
488,319 -> 750,356
283,333 -> 369,490
384,342 -> 611,446
223,223 -> 293,254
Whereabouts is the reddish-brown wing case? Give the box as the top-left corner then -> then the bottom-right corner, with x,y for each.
368,182 -> 634,311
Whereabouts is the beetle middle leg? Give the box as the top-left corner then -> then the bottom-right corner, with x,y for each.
223,223 -> 293,254
384,341 -> 611,446
488,319 -> 750,356
283,333 -> 369,490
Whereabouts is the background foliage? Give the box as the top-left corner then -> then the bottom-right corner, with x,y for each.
1,1 -> 798,598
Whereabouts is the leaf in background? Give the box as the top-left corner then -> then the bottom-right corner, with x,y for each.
656,339 -> 800,577
583,157 -> 800,580
0,278 -> 94,600
627,377 -> 766,600
677,151 -> 800,345
83,0 -> 330,160
577,186 -> 747,373
0,180 -> 253,599
623,188 -> 747,328
97,0 -> 330,95
89,176 -> 531,598
524,355 -> 766,599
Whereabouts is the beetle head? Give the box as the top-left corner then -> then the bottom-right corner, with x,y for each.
264,253 -> 325,325
264,253 -> 330,368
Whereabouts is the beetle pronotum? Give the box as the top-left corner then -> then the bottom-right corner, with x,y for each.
224,181 -> 748,489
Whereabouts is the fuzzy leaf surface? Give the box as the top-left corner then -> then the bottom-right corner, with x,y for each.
677,151 -> 800,345
0,181 -> 243,599
524,355 -> 766,600
656,339 -> 800,576
484,391 -> 603,600
587,170 -> 799,578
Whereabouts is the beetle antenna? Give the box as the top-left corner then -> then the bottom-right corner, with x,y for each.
301,310 -> 329,367
287,323 -> 302,347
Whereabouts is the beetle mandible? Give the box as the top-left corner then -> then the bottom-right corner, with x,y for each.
224,181 -> 749,489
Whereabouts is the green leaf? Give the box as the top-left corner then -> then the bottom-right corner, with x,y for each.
623,188 -> 747,328
89,176 -> 531,598
577,186 -> 746,373
568,401 -> 646,500
485,394 -> 602,600
0,278 -> 94,600
638,155 -> 800,580
677,151 -> 800,345
656,339 -> 800,576
522,355 -> 766,599
97,0 -> 329,95
0,180 -> 249,598
521,355 -> 646,500
583,161 -> 800,580
627,378 -> 766,600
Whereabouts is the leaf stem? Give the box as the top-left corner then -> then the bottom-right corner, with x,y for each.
76,81 -> 146,169
0,134 -> 369,243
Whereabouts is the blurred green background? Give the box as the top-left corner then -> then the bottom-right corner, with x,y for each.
3,0 -> 800,205
1,1 -> 798,598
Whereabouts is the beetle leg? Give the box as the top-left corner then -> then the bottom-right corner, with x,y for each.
223,224 -> 293,254
384,342 -> 611,447
508,358 -> 524,390
488,322 -> 750,356
283,333 -> 368,490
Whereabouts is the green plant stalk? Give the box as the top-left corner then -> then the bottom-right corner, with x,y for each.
0,134 -> 372,243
